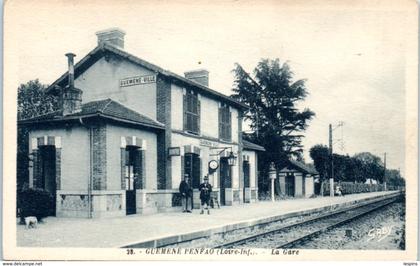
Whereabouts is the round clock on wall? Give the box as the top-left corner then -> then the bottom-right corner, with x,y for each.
208,160 -> 219,171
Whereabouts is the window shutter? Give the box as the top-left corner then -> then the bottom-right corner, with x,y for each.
199,157 -> 202,185
120,148 -> 126,190
228,110 -> 232,141
33,150 -> 41,188
218,107 -> 222,139
141,150 -> 146,189
183,94 -> 187,131
135,149 -> 142,189
197,98 -> 201,134
125,149 -> 130,166
181,155 -> 185,184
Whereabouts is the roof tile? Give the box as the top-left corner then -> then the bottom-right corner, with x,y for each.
19,98 -> 164,129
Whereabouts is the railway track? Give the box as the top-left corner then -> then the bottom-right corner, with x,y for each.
214,195 -> 400,249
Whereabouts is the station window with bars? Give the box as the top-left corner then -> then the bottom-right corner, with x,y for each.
183,90 -> 200,134
219,104 -> 231,141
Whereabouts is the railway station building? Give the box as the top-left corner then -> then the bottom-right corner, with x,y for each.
278,160 -> 318,198
19,28 -> 265,218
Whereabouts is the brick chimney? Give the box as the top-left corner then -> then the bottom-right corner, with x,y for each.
62,53 -> 83,116
96,28 -> 126,49
184,69 -> 209,87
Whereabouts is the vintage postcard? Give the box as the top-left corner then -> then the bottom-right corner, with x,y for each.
2,0 -> 419,261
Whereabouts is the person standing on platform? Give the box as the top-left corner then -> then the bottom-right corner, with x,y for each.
179,174 -> 193,213
199,175 -> 212,215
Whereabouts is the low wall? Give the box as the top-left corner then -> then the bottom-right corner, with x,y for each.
321,182 -> 388,195
56,190 -> 125,218
57,188 -> 258,217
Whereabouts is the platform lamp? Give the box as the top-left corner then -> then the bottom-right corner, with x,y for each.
227,151 -> 237,166
269,162 -> 277,202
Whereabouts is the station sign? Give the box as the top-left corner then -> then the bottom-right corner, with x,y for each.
120,75 -> 156,88
199,139 -> 219,148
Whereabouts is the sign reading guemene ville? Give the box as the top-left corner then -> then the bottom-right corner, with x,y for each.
120,75 -> 156,87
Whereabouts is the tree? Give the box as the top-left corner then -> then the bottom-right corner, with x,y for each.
353,152 -> 384,183
309,144 -> 390,188
342,155 -> 364,183
17,80 -> 59,190
386,169 -> 405,188
232,59 -> 315,193
309,144 -> 329,179
309,144 -> 329,195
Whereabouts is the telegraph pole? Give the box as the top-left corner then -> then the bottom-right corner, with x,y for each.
383,152 -> 387,191
329,124 -> 334,197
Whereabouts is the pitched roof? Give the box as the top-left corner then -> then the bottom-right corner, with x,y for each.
242,140 -> 265,152
18,98 -> 164,130
281,159 -> 319,175
47,43 -> 248,110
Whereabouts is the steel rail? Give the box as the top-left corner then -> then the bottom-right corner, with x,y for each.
275,198 -> 397,249
214,195 -> 399,249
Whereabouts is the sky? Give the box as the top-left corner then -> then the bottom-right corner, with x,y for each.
6,0 -> 416,175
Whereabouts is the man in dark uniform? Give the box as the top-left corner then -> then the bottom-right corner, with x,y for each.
199,175 -> 212,215
179,174 -> 192,213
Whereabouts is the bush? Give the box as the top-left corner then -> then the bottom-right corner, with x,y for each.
321,181 -> 386,196
171,193 -> 183,207
18,188 -> 55,223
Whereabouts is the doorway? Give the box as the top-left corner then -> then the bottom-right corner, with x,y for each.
285,173 -> 295,197
125,145 -> 141,215
39,145 -> 57,216
219,157 -> 231,205
184,153 -> 200,208
243,160 -> 250,202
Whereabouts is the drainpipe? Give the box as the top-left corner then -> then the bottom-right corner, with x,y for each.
80,117 -> 93,218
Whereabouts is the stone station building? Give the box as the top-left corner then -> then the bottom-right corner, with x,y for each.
19,28 -> 265,218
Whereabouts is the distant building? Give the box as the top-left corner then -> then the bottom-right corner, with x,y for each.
278,160 -> 319,197
365,178 -> 378,185
18,28 -> 264,218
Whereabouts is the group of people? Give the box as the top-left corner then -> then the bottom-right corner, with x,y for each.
179,174 -> 213,215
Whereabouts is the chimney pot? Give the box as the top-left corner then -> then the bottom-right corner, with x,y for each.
96,28 -> 126,49
65,53 -> 76,89
62,53 -> 82,116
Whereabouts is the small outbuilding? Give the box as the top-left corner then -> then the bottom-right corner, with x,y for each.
278,160 -> 319,198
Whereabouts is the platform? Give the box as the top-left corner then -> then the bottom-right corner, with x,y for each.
17,191 -> 399,248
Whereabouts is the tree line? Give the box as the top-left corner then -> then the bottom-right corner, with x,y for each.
309,144 -> 405,188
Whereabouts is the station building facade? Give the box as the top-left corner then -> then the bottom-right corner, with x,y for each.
19,28 -> 265,218
278,160 -> 319,198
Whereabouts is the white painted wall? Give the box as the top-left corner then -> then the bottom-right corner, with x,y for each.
171,84 -> 184,131
305,177 -> 314,197
75,57 -> 157,120
243,150 -> 257,188
29,126 -> 90,191
231,108 -> 239,143
169,83 -> 241,143
170,133 -> 239,190
106,124 -> 158,190
295,173 -> 303,196
200,96 -> 219,138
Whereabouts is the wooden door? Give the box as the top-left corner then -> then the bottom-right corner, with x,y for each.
219,157 -> 231,205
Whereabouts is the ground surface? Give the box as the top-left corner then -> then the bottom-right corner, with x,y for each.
299,201 -> 405,249
17,191 -> 396,248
